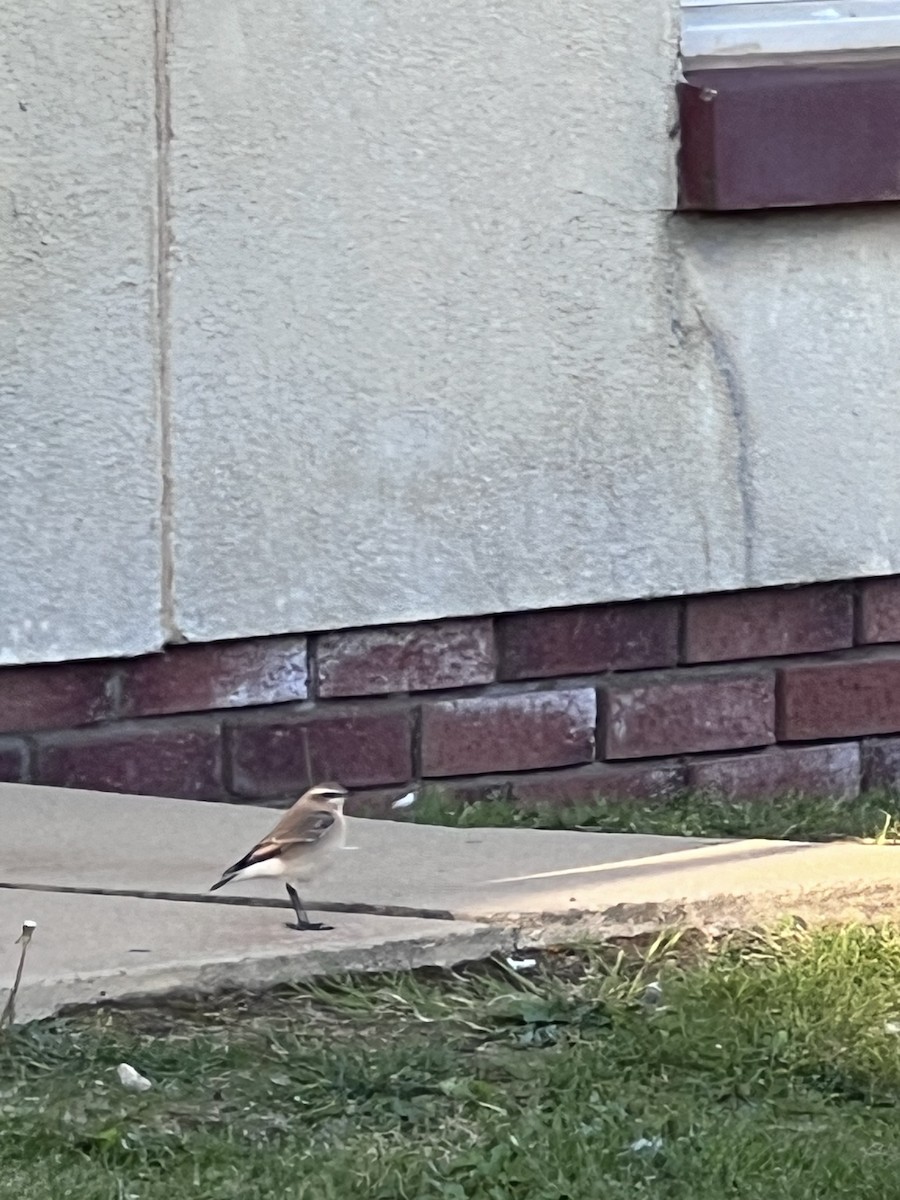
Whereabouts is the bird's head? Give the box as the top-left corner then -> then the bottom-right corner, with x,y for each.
307,781 -> 348,811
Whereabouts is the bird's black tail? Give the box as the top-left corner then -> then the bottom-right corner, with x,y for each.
210,844 -> 271,892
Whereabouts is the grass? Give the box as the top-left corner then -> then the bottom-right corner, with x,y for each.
7,926 -> 900,1197
403,786 -> 900,844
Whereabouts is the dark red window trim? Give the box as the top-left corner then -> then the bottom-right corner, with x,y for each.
678,61 -> 900,211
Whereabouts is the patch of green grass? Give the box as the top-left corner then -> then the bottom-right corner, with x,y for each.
404,785 -> 900,844
6,926 -> 900,1196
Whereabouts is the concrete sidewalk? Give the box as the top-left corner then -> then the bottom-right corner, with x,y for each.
3,782 -> 900,1023
0,888 -> 504,1025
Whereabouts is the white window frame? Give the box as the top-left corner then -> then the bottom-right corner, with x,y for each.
681,0 -> 900,69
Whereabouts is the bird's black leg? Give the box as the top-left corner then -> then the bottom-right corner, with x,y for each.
285,884 -> 332,932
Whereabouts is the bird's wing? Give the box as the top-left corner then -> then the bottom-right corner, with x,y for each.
218,809 -> 336,879
267,804 -> 337,846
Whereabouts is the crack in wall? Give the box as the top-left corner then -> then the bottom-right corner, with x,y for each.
692,306 -> 757,583
664,219 -> 758,586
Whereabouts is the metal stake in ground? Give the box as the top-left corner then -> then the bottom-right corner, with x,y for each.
0,920 -> 36,1030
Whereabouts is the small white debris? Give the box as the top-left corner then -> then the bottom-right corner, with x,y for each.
641,981 -> 663,1006
630,1136 -> 664,1154
506,956 -> 537,972
117,1063 -> 152,1093
885,1021 -> 900,1035
392,792 -> 417,810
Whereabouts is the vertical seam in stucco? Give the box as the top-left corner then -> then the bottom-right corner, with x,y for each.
154,0 -> 176,640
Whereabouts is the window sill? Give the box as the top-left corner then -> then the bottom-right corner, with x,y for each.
677,60 -> 900,211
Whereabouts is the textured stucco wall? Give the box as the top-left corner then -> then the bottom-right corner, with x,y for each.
673,210 -> 900,587
4,0 -> 900,663
0,0 -> 163,664
168,0 -> 709,640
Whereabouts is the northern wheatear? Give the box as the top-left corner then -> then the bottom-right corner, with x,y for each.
210,782 -> 347,931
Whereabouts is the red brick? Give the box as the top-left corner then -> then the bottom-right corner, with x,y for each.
861,736 -> 900,791
602,670 -> 775,759
687,743 -> 859,800
228,705 -> 413,795
858,578 -> 900,644
683,584 -> 853,664
447,761 -> 686,807
34,722 -> 223,801
420,689 -> 596,777
317,619 -> 494,698
119,636 -> 308,718
0,660 -> 114,734
0,738 -> 28,783
777,652 -> 900,740
497,601 -> 679,681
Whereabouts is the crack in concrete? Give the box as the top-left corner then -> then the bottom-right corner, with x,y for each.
0,881 -> 455,923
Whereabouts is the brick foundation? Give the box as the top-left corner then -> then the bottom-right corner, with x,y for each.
4,575 -> 900,812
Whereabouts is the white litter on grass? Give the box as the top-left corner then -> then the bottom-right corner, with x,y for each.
117,1063 -> 152,1093
392,792 -> 417,810
642,981 -> 663,1006
506,956 -> 537,972
630,1136 -> 664,1154
885,1021 -> 900,1035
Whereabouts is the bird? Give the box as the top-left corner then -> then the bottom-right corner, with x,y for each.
210,782 -> 348,931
